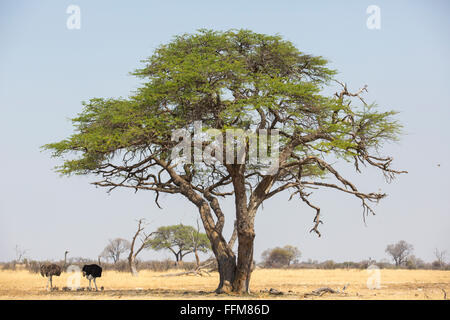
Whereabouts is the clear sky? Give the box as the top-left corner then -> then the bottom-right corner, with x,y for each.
1,0 -> 449,264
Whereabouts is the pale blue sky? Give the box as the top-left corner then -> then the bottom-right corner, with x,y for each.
1,0 -> 449,264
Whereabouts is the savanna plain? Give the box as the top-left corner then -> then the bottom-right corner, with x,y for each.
1,269 -> 449,300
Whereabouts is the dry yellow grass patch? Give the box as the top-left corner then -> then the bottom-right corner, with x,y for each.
0,269 -> 449,300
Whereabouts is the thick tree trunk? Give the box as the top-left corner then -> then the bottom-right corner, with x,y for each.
233,238 -> 254,292
230,168 -> 257,294
190,180 -> 257,294
232,215 -> 255,293
225,165 -> 257,294
214,243 -> 237,293
190,198 -> 255,294
172,168 -> 239,294
202,206 -> 236,293
189,199 -> 236,293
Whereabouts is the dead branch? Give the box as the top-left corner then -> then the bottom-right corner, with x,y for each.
260,288 -> 284,295
304,284 -> 349,298
334,80 -> 368,106
159,259 -> 216,277
128,219 -> 155,276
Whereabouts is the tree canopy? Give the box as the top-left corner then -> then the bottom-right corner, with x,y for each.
385,240 -> 413,266
147,224 -> 210,263
262,245 -> 301,267
43,29 -> 405,293
101,238 -> 131,264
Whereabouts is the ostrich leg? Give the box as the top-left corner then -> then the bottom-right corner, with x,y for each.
88,278 -> 92,291
94,278 -> 98,291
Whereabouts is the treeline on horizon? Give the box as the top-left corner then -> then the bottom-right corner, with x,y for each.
1,256 -> 449,273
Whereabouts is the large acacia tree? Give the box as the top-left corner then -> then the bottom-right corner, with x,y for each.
44,29 -> 405,293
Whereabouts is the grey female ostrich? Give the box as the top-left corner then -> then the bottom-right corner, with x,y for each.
82,264 -> 102,291
40,264 -> 62,290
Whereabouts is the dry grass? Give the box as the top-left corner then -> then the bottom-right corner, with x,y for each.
0,269 -> 449,300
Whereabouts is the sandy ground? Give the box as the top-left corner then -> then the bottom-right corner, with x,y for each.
0,269 -> 449,300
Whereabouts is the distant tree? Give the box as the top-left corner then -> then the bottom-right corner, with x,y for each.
127,219 -> 155,276
101,238 -> 131,264
433,248 -> 447,270
406,255 -> 426,270
147,224 -> 211,264
385,240 -> 413,267
262,245 -> 301,267
283,245 -> 301,265
14,245 -> 28,263
321,260 -> 337,269
405,256 -> 416,269
191,219 -> 208,268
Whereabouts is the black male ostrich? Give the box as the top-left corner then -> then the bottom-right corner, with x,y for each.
82,264 -> 102,291
40,264 -> 62,290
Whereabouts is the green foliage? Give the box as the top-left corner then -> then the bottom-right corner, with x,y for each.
147,224 -> 211,261
261,245 -> 301,267
42,28 -> 402,193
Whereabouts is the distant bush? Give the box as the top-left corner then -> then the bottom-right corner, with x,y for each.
1,261 -> 16,271
261,245 -> 301,268
321,260 -> 336,269
136,259 -> 180,272
431,261 -> 442,270
6,258 -> 198,274
1,255 -> 446,273
26,260 -> 41,274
